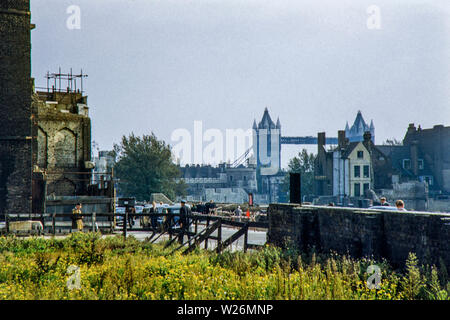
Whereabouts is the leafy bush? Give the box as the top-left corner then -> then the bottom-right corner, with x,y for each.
0,235 -> 448,300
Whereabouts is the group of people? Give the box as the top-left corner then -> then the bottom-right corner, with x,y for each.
233,206 -> 256,221
327,197 -> 408,211
192,200 -> 217,215
380,197 -> 407,211
140,201 -> 166,229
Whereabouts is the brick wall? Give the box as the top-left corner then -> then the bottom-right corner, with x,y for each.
0,0 -> 32,214
268,204 -> 450,269
33,96 -> 92,197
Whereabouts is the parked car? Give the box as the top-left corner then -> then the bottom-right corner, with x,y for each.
115,206 -> 126,226
135,205 -> 144,214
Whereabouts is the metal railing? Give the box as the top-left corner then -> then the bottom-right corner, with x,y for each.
0,212 -> 268,239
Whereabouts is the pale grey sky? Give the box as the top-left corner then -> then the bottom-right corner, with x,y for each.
31,0 -> 450,168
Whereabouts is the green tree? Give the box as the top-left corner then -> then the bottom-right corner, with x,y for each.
113,133 -> 187,201
281,149 -> 316,200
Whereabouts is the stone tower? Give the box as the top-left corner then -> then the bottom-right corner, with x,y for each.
252,108 -> 281,176
345,111 -> 375,144
0,0 -> 33,214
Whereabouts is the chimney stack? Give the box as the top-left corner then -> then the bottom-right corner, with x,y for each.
338,130 -> 346,149
318,132 -> 326,151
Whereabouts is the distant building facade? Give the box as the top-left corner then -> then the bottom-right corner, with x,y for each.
333,138 -> 372,198
93,150 -> 115,184
378,123 -> 450,196
315,128 -> 388,206
314,118 -> 450,210
179,160 -> 258,204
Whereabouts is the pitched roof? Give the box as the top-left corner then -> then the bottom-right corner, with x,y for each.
348,111 -> 370,135
258,108 -> 277,129
341,142 -> 362,159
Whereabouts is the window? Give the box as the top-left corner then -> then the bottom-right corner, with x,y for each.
357,151 -> 364,159
363,183 -> 370,194
418,159 -> 424,170
354,165 -> 360,178
420,176 -> 434,186
403,159 -> 411,170
354,183 -> 361,197
363,165 -> 370,178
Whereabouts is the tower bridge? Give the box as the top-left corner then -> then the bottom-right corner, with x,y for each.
250,108 -> 374,174
281,136 -> 338,145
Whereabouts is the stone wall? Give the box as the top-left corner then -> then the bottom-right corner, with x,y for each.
428,198 -> 450,213
0,0 -> 32,214
267,204 -> 450,269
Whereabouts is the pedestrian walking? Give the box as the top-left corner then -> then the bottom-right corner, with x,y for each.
150,201 -> 158,230
208,200 -> 216,215
234,206 -> 243,221
128,207 -> 136,229
72,203 -> 83,232
179,200 -> 192,244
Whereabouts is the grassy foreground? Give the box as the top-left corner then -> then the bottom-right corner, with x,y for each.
0,232 -> 448,300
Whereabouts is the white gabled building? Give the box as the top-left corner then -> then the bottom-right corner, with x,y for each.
332,131 -> 373,201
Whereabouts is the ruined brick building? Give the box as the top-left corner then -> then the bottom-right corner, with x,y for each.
1,1 -> 102,216
0,1 -> 33,215
32,87 -> 92,198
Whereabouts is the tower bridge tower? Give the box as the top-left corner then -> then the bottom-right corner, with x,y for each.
252,108 -> 282,176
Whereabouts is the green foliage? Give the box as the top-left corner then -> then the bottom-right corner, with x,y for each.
281,149 -> 316,198
0,236 -> 448,300
400,253 -> 424,299
113,132 -> 187,201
